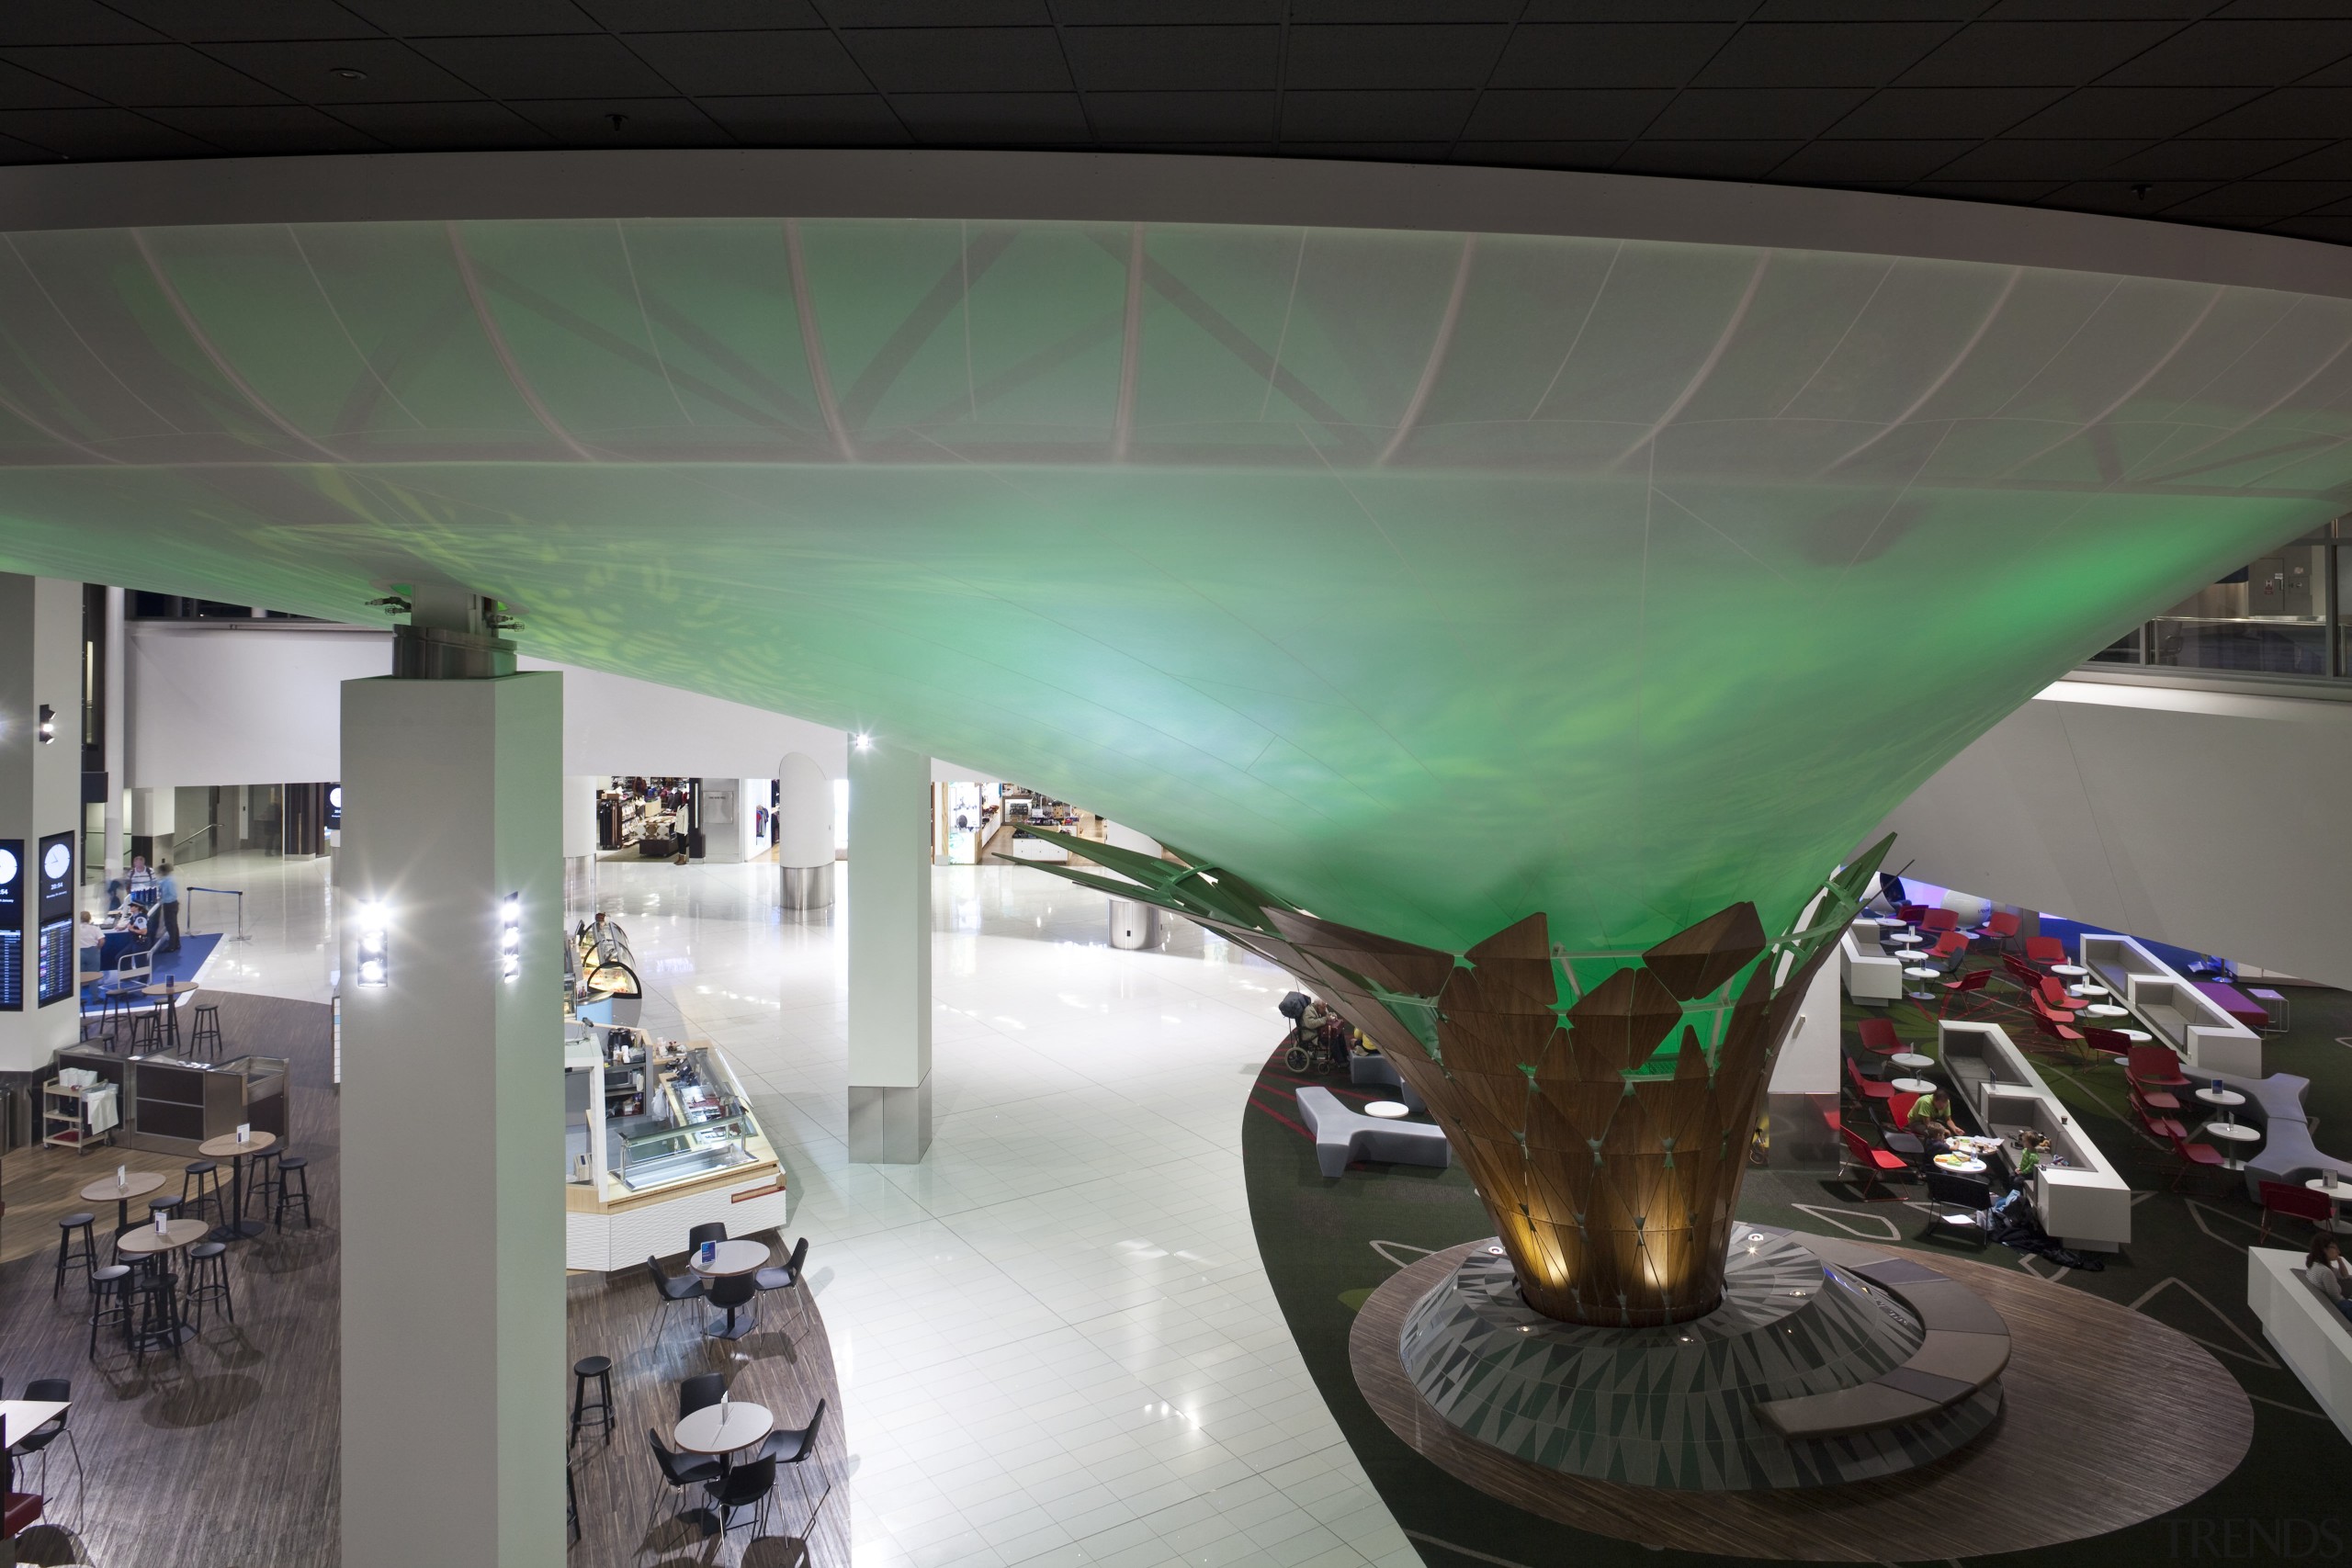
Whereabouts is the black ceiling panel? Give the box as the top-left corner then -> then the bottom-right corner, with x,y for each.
105,3 -> 382,44
1690,23 -> 1962,88
1283,25 -> 1512,91
203,39 -> 485,105
697,95 -> 910,144
409,35 -> 675,99
4,44 -> 288,107
842,28 -> 1072,95
1281,90 -> 1476,142
142,105 -> 387,154
0,1 -> 2339,246
1088,91 -> 1275,142
1490,25 -> 1742,90
620,31 -> 871,99
1060,27 -> 1281,93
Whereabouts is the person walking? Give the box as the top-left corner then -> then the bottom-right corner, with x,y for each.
154,860 -> 182,954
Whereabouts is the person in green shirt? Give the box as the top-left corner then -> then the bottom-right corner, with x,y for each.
1907,1093 -> 1962,1142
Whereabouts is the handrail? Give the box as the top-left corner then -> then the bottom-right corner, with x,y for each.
171,822 -> 218,856
187,886 -> 247,942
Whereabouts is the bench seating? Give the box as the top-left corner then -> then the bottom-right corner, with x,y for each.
1348,1052 -> 1428,1112
1757,1254 -> 2011,1439
1295,1086 -> 1450,1179
2209,1071 -> 2352,1201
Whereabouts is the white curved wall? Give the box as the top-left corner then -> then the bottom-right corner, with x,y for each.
1874,676 -> 2352,989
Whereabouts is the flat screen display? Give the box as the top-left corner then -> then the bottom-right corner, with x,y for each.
37,830 -> 71,922
36,918 -> 70,1007
0,839 -> 20,1012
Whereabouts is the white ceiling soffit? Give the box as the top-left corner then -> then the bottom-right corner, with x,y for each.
0,149 -> 2345,301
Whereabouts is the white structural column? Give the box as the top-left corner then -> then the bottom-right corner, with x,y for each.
339,671 -> 564,1568
100,584 -> 124,880
0,575 -> 85,1074
560,773 -> 598,915
847,738 -> 931,1162
776,750 -> 835,915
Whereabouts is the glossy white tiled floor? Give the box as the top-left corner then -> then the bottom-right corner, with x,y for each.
180,847 -> 1419,1568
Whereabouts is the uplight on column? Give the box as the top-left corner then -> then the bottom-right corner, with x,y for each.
499,892 -> 520,983
356,900 -> 389,987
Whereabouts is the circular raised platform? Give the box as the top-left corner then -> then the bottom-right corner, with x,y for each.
1398,1227 -> 1999,1490
1353,1235 -> 2253,1560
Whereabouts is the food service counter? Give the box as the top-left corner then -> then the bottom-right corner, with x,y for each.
562,1035 -> 786,1270
52,1047 -> 289,1156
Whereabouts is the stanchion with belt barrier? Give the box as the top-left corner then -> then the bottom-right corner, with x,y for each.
187,886 -> 249,942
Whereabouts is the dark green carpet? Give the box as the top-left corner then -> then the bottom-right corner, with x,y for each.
1243,978 -> 2352,1568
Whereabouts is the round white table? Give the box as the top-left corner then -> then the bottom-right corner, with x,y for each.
674,1401 -> 774,1457
2195,1088 -> 2246,1110
2067,983 -> 2111,999
1363,1100 -> 1410,1120
2111,1028 -> 2152,1043
1903,964 -> 1938,999
2084,1003 -> 2128,1019
1890,1077 -> 1937,1095
2201,1120 -> 2262,1170
2305,1178 -> 2352,1235
688,1239 -> 772,1340
1932,1155 -> 1986,1176
1888,1053 -> 1934,1072
672,1401 -> 776,1538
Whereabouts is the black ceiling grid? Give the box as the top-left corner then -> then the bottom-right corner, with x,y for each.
0,2 -> 2350,244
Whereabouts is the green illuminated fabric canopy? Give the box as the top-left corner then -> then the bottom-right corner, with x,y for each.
0,217 -> 2339,950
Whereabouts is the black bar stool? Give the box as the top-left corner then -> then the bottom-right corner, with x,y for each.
132,1270 -> 182,1364
188,1003 -> 224,1059
569,1355 -> 615,1447
185,1241 -> 233,1329
243,1148 -> 285,1224
85,1266 -> 132,1359
181,1159 -> 226,1227
274,1156 -> 312,1231
52,1213 -> 97,1300
126,1010 -> 161,1054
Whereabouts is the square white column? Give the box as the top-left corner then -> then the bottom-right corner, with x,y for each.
847,738 -> 932,1163
339,671 -> 564,1568
0,574 -> 88,1074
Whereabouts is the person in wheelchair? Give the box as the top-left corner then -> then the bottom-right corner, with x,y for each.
1278,991 -> 1351,1075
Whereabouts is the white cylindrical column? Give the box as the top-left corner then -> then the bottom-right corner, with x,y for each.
775,751 -> 835,919
561,774 -> 599,917
340,670 -> 564,1568
1103,822 -> 1166,950
847,738 -> 931,1164
0,575 -> 88,1074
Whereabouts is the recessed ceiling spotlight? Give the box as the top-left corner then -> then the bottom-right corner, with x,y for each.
331,67 -> 367,81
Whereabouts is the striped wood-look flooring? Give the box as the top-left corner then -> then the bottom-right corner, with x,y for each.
0,991 -> 846,1568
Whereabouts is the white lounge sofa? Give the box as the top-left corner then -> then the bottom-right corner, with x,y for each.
1840,920 -> 1904,1005
2079,933 -> 2261,1077
2250,1246 -> 2352,1447
1938,1021 -> 2132,1252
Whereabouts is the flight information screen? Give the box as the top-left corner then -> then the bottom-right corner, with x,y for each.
0,839 -> 20,1012
36,918 -> 71,1007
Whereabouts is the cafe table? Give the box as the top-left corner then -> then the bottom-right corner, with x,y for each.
116,1217 -> 209,1346
2200,1119 -> 2262,1171
1888,1053 -> 1935,1073
141,980 -> 201,1052
672,1400 -> 775,1537
198,1129 -> 277,1242
79,1168 -> 166,1232
2305,1178 -> 2352,1235
688,1239 -> 771,1340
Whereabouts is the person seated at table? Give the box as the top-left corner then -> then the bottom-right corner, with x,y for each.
1907,1093 -> 1962,1142
2306,1238 -> 2352,1325
75,909 -> 103,977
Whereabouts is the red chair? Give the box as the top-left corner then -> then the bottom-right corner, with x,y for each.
2168,1133 -> 2228,1191
2082,1026 -> 2132,1060
2128,1043 -> 2191,1091
1938,967 -> 1993,1018
2257,1180 -> 2335,1242
2129,1089 -> 2188,1142
1857,1018 -> 1904,1055
1840,1124 -> 1911,1196
1973,909 -> 2022,948
2035,976 -> 2080,1013
1928,931 -> 1969,964
2,1492 -> 39,1539
1888,1090 -> 1924,1128
1845,1056 -> 1894,1103
1897,904 -> 1929,927
2023,935 -> 2068,967
2027,1014 -> 2086,1057
1920,909 -> 1960,935
2001,953 -> 2041,989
